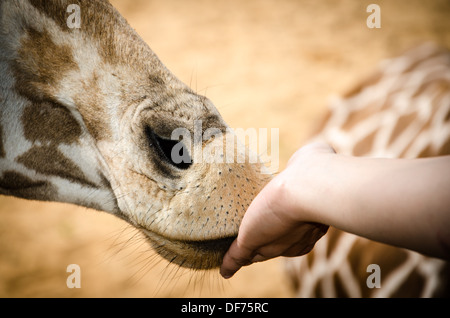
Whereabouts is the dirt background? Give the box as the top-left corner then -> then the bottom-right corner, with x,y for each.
1,0 -> 449,297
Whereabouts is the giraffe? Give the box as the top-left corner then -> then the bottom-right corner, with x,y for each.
284,42 -> 450,297
0,0 -> 299,271
1,0 -> 448,298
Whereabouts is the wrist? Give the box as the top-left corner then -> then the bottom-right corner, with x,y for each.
282,151 -> 345,225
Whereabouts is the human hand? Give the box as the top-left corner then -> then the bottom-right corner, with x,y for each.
220,142 -> 333,279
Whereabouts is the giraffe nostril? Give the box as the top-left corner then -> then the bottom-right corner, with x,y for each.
145,126 -> 192,170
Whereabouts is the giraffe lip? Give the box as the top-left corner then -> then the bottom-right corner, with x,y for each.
141,228 -> 236,269
180,236 -> 236,253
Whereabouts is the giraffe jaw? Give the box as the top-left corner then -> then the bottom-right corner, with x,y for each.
141,228 -> 236,270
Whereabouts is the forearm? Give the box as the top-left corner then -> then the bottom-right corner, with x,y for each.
300,154 -> 450,259
220,144 -> 450,279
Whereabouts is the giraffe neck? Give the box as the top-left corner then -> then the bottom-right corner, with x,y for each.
0,0 -> 182,213
0,96 -> 116,211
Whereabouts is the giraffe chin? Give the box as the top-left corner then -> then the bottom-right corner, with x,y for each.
141,228 -> 236,270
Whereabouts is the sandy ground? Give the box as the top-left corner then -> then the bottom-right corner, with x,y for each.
1,0 -> 449,297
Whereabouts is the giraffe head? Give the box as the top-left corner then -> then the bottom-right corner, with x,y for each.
0,0 -> 271,269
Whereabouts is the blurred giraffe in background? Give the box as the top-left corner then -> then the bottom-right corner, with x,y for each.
285,43 -> 450,297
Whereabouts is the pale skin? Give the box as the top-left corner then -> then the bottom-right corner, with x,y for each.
220,142 -> 450,279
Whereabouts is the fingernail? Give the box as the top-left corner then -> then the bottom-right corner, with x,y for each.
220,271 -> 234,279
221,272 -> 232,279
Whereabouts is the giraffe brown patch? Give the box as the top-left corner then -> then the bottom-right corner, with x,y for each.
332,272 -> 350,298
27,0 -> 73,31
391,268 -> 425,298
326,227 -> 343,258
312,279 -> 323,298
341,70 -> 383,99
28,0 -> 163,72
353,129 -> 377,156
387,112 -> 417,146
17,145 -> 97,189
341,102 -> 383,132
13,26 -> 78,102
445,106 -> 450,122
347,238 -> 371,297
305,248 -> 315,269
74,72 -> 111,141
28,0 -> 121,64
435,264 -> 450,297
417,144 -> 434,158
311,272 -> 350,297
0,170 -> 45,191
21,101 -> 82,144
0,122 -> 5,158
438,138 -> 450,156
0,170 -> 56,201
26,0 -> 169,141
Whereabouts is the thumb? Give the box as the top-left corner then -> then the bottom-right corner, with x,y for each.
220,239 -> 254,279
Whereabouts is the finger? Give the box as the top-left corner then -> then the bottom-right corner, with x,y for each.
300,141 -> 336,154
311,141 -> 336,153
250,253 -> 270,263
220,239 -> 254,279
288,142 -> 336,166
